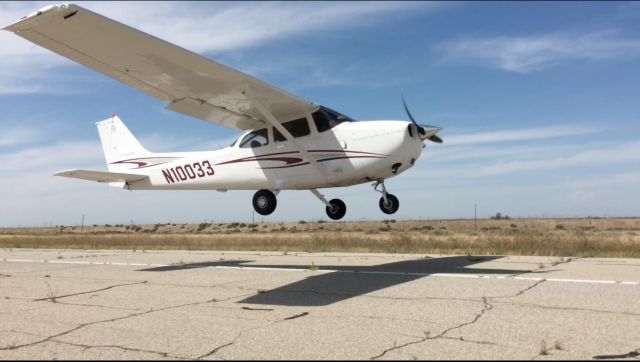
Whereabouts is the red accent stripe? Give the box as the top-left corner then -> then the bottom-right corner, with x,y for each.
216,156 -> 303,166
317,155 -> 387,162
261,162 -> 311,169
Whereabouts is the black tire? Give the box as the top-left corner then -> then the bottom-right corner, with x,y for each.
252,189 -> 277,215
379,194 -> 399,214
325,198 -> 346,220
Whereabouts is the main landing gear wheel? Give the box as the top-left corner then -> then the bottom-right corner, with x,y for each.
379,194 -> 399,214
252,189 -> 277,215
325,198 -> 347,220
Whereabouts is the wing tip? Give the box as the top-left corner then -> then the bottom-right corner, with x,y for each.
3,3 -> 78,32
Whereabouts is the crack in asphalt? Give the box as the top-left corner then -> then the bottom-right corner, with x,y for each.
593,348 -> 640,360
0,291 -> 257,354
50,300 -> 144,312
513,279 -> 546,297
494,300 -> 640,317
283,312 -> 309,320
33,281 -> 148,302
195,310 -> 311,360
369,276 -> 555,360
49,339 -> 189,360
370,297 -> 494,360
491,279 -> 547,300
534,257 -> 579,271
196,333 -> 242,360
439,335 -> 497,346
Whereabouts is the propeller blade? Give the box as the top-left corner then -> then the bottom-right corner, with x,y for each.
427,135 -> 443,143
401,94 -> 443,143
401,95 -> 418,126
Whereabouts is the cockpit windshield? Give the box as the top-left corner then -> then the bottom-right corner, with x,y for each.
312,106 -> 356,133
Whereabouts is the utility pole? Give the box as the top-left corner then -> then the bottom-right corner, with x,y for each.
474,204 -> 477,232
81,214 -> 85,233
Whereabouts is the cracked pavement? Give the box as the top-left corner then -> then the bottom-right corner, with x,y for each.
1,250 -> 639,360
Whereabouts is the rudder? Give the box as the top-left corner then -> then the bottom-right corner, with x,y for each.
96,115 -> 150,171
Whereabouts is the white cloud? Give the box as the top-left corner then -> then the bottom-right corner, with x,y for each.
481,141 -> 640,176
564,171 -> 640,189
437,29 -> 640,73
0,127 -> 43,147
0,140 -> 103,172
443,124 -> 598,146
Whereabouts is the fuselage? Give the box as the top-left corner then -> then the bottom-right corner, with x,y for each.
111,119 -> 425,191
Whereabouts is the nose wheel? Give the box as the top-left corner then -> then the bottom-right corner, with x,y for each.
252,189 -> 277,215
379,194 -> 399,214
374,180 -> 400,214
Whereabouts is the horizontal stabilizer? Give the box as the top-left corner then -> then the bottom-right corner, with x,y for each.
54,169 -> 148,183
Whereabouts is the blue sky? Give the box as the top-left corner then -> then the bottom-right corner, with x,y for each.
1,1 -> 639,226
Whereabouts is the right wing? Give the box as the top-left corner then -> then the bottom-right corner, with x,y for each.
4,4 -> 317,131
54,169 -> 148,183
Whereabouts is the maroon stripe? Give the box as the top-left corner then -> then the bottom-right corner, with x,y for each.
216,149 -> 388,166
216,156 -> 304,166
317,155 -> 387,162
110,157 -> 183,169
310,149 -> 388,156
261,162 -> 310,169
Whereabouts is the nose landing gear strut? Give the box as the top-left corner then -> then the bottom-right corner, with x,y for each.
373,180 -> 399,214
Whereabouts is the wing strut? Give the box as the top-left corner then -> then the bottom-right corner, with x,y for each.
246,90 -> 329,181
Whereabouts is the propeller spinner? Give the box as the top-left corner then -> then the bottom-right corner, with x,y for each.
401,95 -> 443,143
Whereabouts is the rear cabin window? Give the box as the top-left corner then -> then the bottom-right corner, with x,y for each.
239,128 -> 269,148
312,106 -> 354,133
273,117 -> 310,142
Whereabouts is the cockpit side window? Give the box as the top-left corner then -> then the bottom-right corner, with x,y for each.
239,128 -> 269,148
313,106 -> 354,133
273,117 -> 310,142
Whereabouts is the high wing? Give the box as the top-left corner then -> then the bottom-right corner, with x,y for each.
55,169 -> 148,183
3,3 -> 317,131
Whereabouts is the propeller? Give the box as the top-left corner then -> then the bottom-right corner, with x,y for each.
401,95 -> 443,143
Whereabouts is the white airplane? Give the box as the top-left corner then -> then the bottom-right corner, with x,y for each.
4,3 -> 443,220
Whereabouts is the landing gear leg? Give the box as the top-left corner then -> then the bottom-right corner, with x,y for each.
373,180 -> 399,214
310,189 -> 346,220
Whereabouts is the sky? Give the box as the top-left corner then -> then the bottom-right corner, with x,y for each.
1,1 -> 639,226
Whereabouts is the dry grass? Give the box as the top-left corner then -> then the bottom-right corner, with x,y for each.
1,218 -> 639,257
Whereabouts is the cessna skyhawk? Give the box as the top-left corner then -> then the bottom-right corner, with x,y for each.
4,3 -> 443,220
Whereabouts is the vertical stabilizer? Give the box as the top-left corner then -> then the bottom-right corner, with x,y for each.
96,115 -> 150,171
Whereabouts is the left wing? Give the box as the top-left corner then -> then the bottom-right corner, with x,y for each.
4,3 -> 317,131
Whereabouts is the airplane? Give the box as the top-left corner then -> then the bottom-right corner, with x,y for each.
4,3 -> 443,220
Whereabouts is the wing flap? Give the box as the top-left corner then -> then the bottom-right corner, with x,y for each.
54,169 -> 148,183
4,4 -> 316,131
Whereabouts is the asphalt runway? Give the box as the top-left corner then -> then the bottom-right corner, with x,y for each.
1,249 -> 639,360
